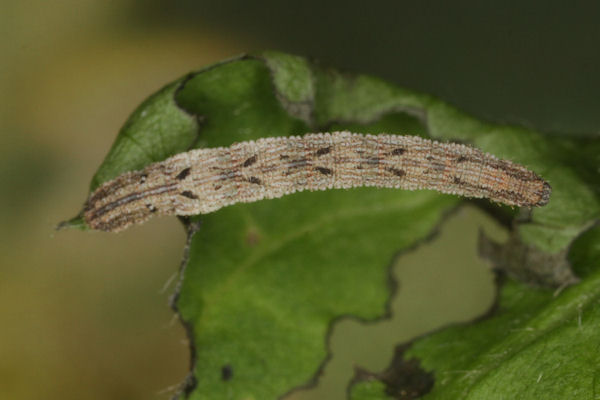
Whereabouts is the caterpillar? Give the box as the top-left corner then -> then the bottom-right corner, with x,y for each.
83,132 -> 551,232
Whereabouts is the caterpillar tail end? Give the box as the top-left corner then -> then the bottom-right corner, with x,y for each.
536,181 -> 552,207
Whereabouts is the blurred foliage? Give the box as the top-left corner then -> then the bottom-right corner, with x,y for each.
133,0 -> 600,135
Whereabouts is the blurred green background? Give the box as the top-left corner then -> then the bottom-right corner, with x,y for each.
1,1 -> 598,399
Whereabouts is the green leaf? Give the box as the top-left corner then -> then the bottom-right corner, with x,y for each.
350,224 -> 600,399
74,51 -> 599,399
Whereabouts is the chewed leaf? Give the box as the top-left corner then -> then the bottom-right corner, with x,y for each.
350,225 -> 600,400
70,51 -> 599,400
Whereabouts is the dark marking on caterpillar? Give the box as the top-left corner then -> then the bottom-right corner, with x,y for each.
180,190 -> 198,199
248,176 -> 262,185
387,167 -> 406,178
243,155 -> 257,167
176,167 -> 191,180
316,146 -> 331,156
315,166 -> 333,175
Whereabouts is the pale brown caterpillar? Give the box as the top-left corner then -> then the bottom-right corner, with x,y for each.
84,132 -> 551,232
